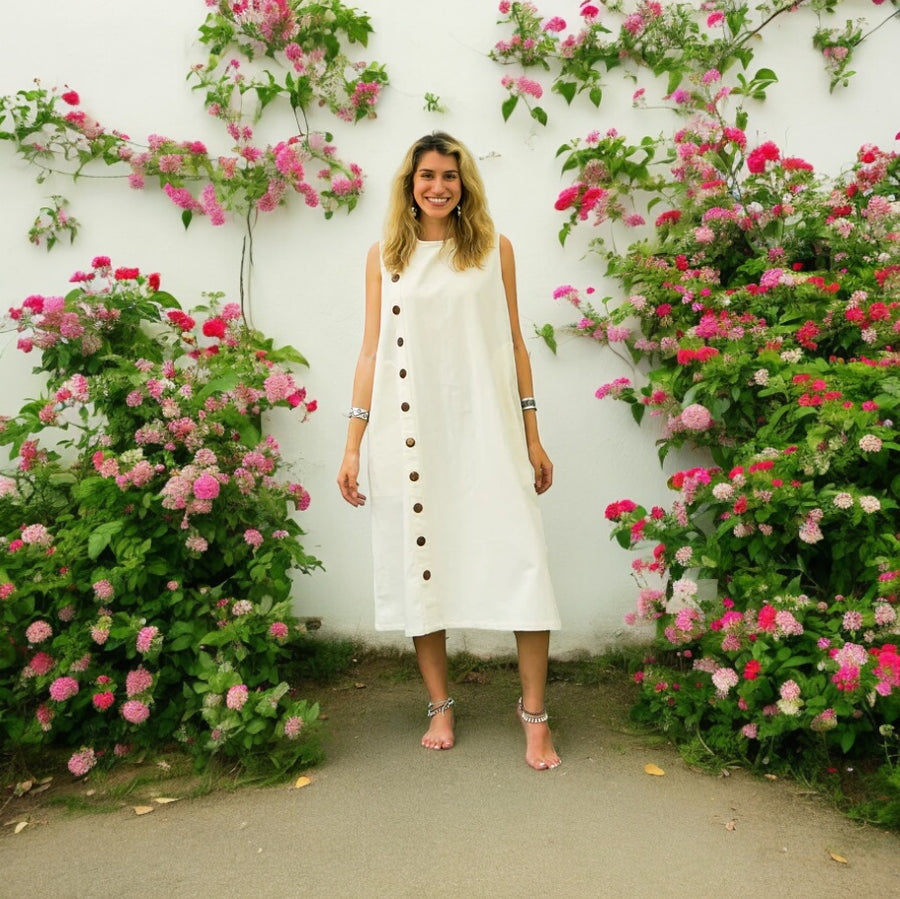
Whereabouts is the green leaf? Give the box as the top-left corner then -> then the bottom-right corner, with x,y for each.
530,106 -> 548,127
553,81 -> 577,105
501,95 -> 519,122
181,209 -> 193,230
88,521 -> 124,560
535,323 -> 557,354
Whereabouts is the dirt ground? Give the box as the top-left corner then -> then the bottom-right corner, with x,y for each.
2,655 -> 899,897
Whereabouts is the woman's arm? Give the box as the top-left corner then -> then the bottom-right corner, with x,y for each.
499,234 -> 553,495
337,242 -> 382,506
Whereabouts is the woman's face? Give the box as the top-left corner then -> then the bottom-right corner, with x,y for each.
411,150 -> 462,224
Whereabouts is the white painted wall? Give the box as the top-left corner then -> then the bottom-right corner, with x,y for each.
1,1 -> 897,656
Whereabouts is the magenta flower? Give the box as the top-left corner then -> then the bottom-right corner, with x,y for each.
192,473 -> 220,500
92,691 -> 115,711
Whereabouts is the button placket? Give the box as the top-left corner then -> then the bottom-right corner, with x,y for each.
392,270 -> 430,584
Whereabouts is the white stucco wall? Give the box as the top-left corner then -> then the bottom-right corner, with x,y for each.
1,1 -> 897,656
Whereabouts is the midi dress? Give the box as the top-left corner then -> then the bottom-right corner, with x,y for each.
367,236 -> 561,637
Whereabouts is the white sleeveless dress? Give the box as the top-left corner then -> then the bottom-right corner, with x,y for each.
367,237 -> 561,637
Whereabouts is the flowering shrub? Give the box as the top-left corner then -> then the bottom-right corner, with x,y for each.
490,1 -> 899,124
0,260 -> 323,776
543,68 -> 900,766
0,1 -> 387,244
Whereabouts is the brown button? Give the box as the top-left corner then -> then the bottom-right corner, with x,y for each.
392,305 -> 400,315
391,273 -> 400,282
413,503 -> 423,513
416,536 -> 426,546
409,471 -> 419,482
399,368 -> 407,378
397,337 -> 404,347
401,402 -> 410,412
422,570 -> 431,581
405,438 -> 415,447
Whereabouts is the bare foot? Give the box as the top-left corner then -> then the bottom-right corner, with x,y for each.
517,699 -> 561,770
422,700 -> 455,751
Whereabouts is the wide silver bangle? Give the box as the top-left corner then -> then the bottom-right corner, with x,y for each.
520,397 -> 537,412
348,407 -> 370,421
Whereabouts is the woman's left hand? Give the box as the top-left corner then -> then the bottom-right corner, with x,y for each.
528,443 -> 553,495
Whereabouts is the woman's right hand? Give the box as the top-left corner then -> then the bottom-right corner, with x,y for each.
337,451 -> 367,507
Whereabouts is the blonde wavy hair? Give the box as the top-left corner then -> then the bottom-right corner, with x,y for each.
381,132 -> 495,274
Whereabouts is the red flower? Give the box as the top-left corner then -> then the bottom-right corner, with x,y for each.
114,267 -> 140,280
61,90 -> 80,106
743,659 -> 761,680
654,210 -> 681,227
746,141 -> 780,174
202,317 -> 227,339
147,272 -> 161,292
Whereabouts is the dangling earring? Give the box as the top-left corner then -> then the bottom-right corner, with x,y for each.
456,204 -> 462,219
410,205 -> 418,219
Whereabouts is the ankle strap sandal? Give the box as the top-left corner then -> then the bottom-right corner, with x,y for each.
427,697 -> 455,718
517,696 -> 549,724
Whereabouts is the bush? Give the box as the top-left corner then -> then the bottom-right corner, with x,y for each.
1,259 -> 323,777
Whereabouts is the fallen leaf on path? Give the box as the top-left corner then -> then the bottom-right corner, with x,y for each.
84,789 -> 96,797
764,774 -> 778,781
30,782 -> 52,795
14,821 -> 28,834
152,797 -> 179,804
294,776 -> 312,789
725,821 -> 736,831
829,852 -> 848,865
132,805 -> 155,816
14,780 -> 33,797
643,763 -> 665,776
353,682 -> 366,689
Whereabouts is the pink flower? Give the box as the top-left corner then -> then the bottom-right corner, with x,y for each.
49,676 -> 79,702
36,704 -> 54,731
269,621 -> 289,640
93,579 -> 114,600
680,403 -> 713,431
284,716 -> 304,739
25,620 -> 53,644
226,684 -> 249,711
193,473 -> 220,500
125,666 -> 153,697
67,747 -> 97,777
121,700 -> 150,724
136,626 -> 159,654
244,528 -> 264,549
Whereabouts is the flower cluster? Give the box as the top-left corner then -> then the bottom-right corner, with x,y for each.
554,97 -> 900,762
490,1 -> 899,124
0,1 -> 387,241
0,262 -> 322,775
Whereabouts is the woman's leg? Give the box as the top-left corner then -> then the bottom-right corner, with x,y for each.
515,630 -> 560,770
413,629 -> 455,750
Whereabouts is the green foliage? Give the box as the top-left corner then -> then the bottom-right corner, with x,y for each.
0,262 -> 323,777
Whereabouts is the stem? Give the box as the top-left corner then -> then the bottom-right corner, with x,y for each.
735,1 -> 810,49
858,7 -> 900,44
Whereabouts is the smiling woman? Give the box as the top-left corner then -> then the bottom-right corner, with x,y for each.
336,132 -> 562,770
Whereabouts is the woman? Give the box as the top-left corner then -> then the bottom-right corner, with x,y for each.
337,132 -> 561,770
